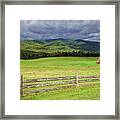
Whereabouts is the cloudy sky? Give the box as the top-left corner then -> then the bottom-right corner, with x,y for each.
20,20 -> 100,42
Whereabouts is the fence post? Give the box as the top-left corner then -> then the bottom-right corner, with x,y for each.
20,75 -> 23,99
76,72 -> 79,86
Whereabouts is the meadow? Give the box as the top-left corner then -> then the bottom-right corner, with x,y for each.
20,57 -> 100,100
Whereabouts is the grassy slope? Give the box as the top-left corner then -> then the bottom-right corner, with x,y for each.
20,40 -> 73,53
20,57 -> 100,80
20,39 -> 100,53
23,82 -> 100,100
21,57 -> 100,100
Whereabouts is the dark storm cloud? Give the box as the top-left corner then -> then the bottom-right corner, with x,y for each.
20,20 -> 100,42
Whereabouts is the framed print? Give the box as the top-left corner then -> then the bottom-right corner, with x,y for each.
0,0 -> 119,119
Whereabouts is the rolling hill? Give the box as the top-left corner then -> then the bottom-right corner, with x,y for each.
20,39 -> 100,59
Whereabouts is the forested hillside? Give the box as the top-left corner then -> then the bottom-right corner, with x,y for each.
20,39 -> 100,59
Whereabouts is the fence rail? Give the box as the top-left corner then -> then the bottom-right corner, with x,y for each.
23,75 -> 99,83
24,83 -> 98,95
22,79 -> 99,89
20,73 -> 100,97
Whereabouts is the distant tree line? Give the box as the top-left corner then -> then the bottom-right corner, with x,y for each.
20,50 -> 100,59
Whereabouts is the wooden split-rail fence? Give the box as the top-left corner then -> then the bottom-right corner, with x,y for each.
20,73 -> 100,97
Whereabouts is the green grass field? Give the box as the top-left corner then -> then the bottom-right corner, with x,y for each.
20,57 -> 100,100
